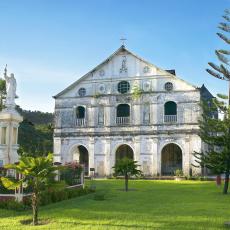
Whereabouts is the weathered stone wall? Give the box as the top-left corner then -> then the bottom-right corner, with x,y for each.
54,48 -> 203,177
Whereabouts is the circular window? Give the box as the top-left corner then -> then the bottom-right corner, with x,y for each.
143,66 -> 150,73
99,69 -> 105,76
118,81 -> 130,94
98,84 -> 105,93
164,82 -> 173,91
78,88 -> 86,97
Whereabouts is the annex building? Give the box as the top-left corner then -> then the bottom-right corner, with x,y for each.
53,45 -> 212,177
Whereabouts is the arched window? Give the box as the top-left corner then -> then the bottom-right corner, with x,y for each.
164,101 -> 177,115
116,104 -> 130,124
164,101 -> 177,123
76,106 -> 85,118
117,104 -> 130,117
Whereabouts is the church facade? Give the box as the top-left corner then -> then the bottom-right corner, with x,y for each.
53,46 -> 209,177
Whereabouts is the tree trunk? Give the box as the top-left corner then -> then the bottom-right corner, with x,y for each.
125,174 -> 128,192
32,192 -> 38,225
223,172 -> 229,194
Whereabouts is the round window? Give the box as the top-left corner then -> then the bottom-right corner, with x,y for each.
78,88 -> 86,97
164,82 -> 173,91
118,81 -> 130,94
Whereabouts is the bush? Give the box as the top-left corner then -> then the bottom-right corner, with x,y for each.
174,169 -> 184,177
60,162 -> 83,186
0,185 -> 95,210
0,199 -> 29,211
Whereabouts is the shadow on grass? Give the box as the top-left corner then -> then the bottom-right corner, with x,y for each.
20,218 -> 51,226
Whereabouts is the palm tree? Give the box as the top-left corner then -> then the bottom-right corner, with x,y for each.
1,154 -> 63,225
113,157 -> 142,191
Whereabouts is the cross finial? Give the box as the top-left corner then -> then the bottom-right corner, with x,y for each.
4,64 -> 7,77
120,37 -> 127,47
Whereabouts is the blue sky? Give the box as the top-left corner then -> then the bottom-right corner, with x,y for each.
0,0 -> 229,112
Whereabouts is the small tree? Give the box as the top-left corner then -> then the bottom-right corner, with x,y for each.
113,157 -> 142,191
1,154 -> 64,225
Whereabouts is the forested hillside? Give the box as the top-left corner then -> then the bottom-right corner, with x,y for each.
17,106 -> 53,124
17,106 -> 54,156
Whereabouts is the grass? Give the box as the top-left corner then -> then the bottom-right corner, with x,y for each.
0,179 -> 230,229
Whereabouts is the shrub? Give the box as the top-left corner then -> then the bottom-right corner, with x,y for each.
0,200 -> 29,211
174,169 -> 184,177
60,162 -> 83,186
0,186 -> 95,211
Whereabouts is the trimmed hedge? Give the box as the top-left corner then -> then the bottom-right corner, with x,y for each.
23,186 -> 95,207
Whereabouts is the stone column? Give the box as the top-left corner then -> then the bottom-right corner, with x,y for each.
152,139 -> 158,176
134,136 -> 141,164
88,138 -> 95,176
105,138 -> 112,176
0,109 -> 23,166
183,138 -> 190,176
132,102 -> 141,125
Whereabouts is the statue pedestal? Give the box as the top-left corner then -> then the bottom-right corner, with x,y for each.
0,108 -> 23,166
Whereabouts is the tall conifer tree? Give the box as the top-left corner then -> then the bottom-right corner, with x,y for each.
195,9 -> 230,194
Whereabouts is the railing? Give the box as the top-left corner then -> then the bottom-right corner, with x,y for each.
164,115 -> 177,123
76,118 -> 86,126
116,116 -> 130,125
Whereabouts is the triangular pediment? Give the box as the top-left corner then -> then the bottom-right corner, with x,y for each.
54,46 -> 197,98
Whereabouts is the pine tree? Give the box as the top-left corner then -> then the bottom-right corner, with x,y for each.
195,9 -> 230,194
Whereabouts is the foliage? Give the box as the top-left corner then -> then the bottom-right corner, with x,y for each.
18,119 -> 53,157
174,169 -> 184,177
131,83 -> 142,100
113,157 -> 142,191
0,78 -> 6,110
16,106 -> 53,125
196,9 -> 230,195
0,199 -> 29,211
194,96 -> 230,194
60,161 -> 83,186
0,154 -> 64,225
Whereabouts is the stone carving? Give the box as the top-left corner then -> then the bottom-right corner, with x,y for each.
120,56 -> 128,73
116,95 -> 131,103
4,66 -> 17,108
143,81 -> 151,92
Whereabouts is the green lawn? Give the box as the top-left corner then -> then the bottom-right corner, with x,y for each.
0,180 -> 230,229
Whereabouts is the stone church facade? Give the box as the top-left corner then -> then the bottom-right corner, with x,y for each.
53,45 -> 210,177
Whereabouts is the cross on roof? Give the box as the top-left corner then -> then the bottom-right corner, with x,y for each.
120,37 -> 127,46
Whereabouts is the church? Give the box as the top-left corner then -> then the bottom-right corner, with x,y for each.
53,45 -> 212,177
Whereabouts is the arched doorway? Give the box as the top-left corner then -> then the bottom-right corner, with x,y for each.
72,145 -> 89,175
115,144 -> 134,163
161,143 -> 182,175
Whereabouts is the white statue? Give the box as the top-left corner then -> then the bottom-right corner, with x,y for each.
4,65 -> 17,108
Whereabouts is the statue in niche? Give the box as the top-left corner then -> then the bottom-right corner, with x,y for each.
98,106 -> 104,125
4,65 -> 17,108
143,103 -> 150,124
120,56 -> 128,73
